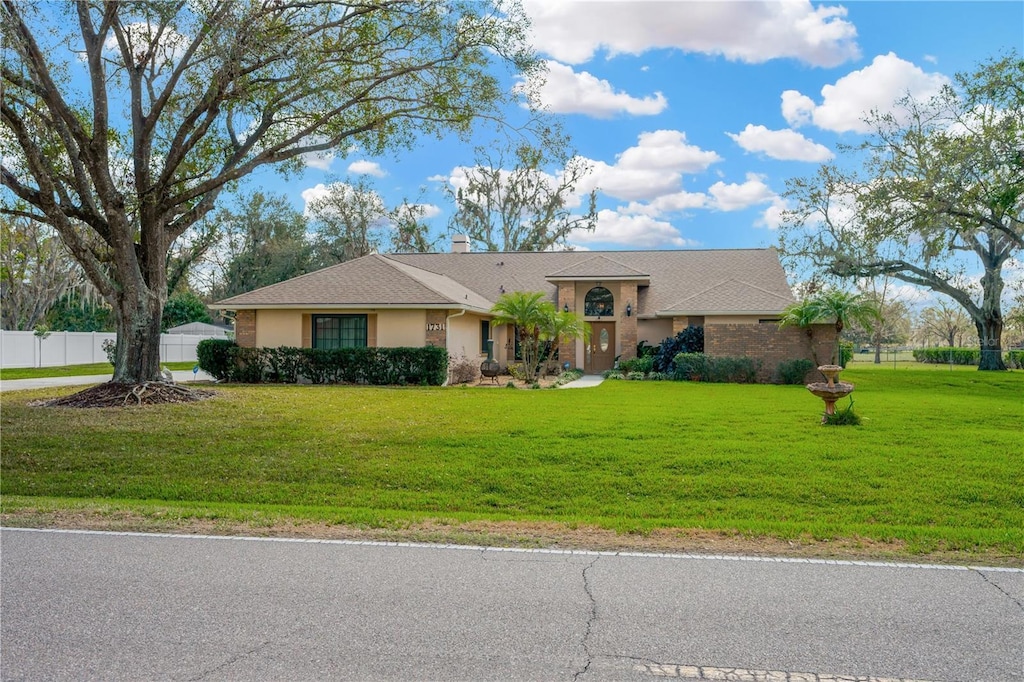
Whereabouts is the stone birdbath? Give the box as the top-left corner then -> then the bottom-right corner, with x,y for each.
806,364 -> 854,423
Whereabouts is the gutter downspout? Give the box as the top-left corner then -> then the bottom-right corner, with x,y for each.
443,308 -> 468,386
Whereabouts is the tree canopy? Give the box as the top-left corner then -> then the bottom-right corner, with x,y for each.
778,52 -> 1023,370
1,0 -> 537,387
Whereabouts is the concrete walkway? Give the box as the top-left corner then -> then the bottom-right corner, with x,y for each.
558,374 -> 605,389
0,369 -> 214,392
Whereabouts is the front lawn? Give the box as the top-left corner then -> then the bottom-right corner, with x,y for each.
2,367 -> 1021,562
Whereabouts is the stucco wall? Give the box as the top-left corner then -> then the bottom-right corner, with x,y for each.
255,310 -> 303,348
705,322 -> 837,383
638,318 -> 673,345
447,312 -> 488,358
377,310 -> 427,347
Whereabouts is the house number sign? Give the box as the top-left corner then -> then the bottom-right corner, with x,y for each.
426,323 -> 446,331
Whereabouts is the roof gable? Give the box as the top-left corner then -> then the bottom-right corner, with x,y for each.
663,278 -> 795,314
545,254 -> 649,280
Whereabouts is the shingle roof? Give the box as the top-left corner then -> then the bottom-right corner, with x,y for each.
214,248 -> 795,316
545,254 -> 649,280
213,253 -> 492,311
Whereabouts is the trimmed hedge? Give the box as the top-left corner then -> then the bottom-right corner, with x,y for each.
672,352 -> 760,383
913,347 -> 980,365
196,340 -> 448,386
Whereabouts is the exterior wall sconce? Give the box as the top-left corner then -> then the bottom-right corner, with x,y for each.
626,302 -> 632,317
563,304 -> 569,313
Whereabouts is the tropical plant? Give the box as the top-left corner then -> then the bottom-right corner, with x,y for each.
489,292 -> 555,383
779,291 -> 879,365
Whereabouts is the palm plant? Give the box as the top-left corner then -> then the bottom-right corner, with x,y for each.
809,290 -> 882,364
541,309 -> 590,374
489,291 -> 555,383
779,290 -> 881,365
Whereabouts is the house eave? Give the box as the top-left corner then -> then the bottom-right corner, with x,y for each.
213,302 -> 494,315
655,309 -> 785,317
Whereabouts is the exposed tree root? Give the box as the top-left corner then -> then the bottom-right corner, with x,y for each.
32,382 -> 215,408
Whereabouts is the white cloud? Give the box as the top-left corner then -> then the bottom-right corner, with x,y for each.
576,130 -> 721,202
708,173 -> 777,211
727,124 -> 833,162
782,53 -> 950,133
570,209 -> 695,249
758,197 -> 790,230
517,60 -> 667,118
347,160 -> 387,177
522,0 -> 859,67
301,151 -> 335,171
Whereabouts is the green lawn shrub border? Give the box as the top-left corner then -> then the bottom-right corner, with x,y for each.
672,352 -> 760,383
911,347 -> 1024,367
197,339 -> 448,386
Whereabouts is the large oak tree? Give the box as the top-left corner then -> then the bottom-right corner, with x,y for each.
1,0 -> 536,385
779,53 -> 1023,370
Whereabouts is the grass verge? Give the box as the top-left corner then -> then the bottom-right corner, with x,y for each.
1,361 -> 196,381
2,367 -> 1022,564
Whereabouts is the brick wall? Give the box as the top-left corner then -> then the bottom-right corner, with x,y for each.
705,322 -> 837,383
425,310 -> 447,348
235,310 -> 256,348
557,282 -> 577,367
618,282 -> 638,360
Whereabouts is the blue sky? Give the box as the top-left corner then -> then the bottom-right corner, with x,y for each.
251,1 -> 1024,255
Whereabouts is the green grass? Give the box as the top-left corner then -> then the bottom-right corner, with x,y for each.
1,361 -> 196,380
2,367 -> 1022,557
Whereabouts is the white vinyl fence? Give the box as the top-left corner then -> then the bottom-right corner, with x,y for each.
0,330 -> 221,369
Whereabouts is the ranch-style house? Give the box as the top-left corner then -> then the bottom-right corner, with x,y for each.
213,238 -> 836,380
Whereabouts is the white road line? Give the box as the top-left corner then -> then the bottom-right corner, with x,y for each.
3,526 -> 1021,573
635,662 -> 936,681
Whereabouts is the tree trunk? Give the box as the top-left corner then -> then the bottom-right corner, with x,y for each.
873,329 -> 882,364
109,250 -> 167,383
976,316 -> 1006,371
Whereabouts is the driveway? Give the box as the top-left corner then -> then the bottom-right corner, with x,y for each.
2,528 -> 1021,681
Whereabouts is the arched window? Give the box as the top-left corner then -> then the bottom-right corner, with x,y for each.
584,287 -> 614,317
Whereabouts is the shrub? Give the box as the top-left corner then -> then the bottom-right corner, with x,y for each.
552,368 -> 583,387
603,370 -> 624,380
1006,350 -> 1024,369
264,347 -> 306,383
627,371 -> 645,381
636,339 -> 659,358
776,358 -> 815,385
619,355 -> 655,374
839,341 -> 854,368
645,371 -> 669,381
198,343 -> 448,386
448,354 -> 480,385
101,338 -> 117,365
672,353 -> 760,383
912,347 -> 980,365
506,362 -> 528,382
196,339 -> 236,381
672,353 -> 707,381
653,327 -> 704,373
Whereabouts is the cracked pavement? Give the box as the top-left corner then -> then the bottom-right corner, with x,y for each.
2,529 -> 1022,681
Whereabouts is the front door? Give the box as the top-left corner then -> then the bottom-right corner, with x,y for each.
589,322 -> 615,373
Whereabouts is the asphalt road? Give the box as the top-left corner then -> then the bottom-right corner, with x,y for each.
2,528 -> 1021,681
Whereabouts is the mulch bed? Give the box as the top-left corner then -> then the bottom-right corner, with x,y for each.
30,381 -> 216,408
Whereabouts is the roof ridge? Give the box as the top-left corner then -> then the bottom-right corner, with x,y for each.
382,256 -> 494,309
666,278 -> 735,309
730,278 -> 796,302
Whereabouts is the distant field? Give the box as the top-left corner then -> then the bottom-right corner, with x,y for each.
1,362 -> 196,381
2,366 -> 1022,562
